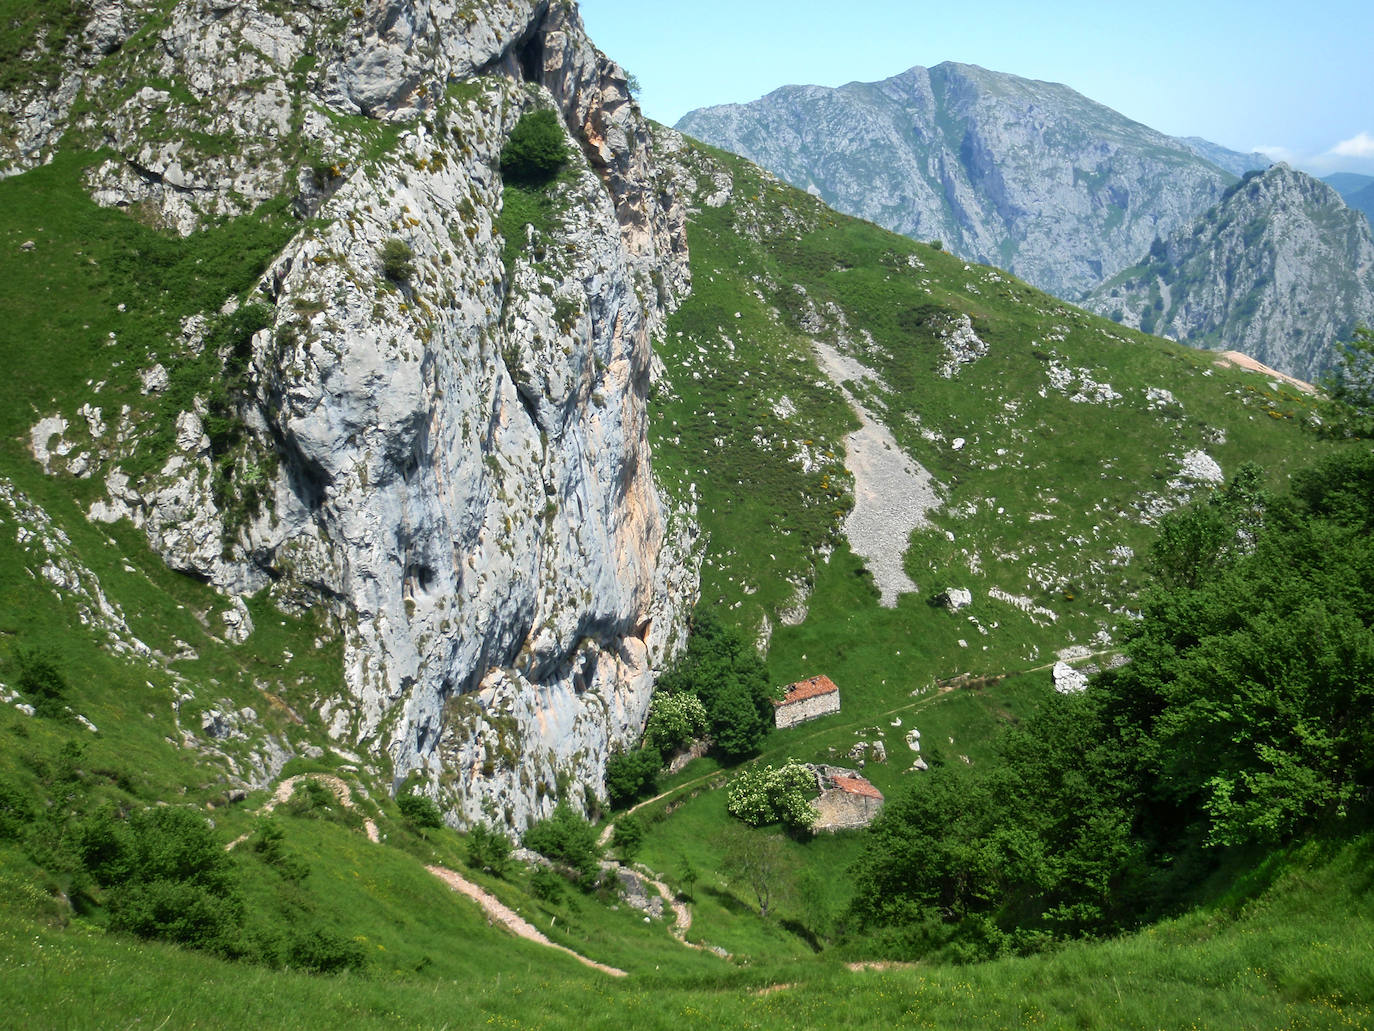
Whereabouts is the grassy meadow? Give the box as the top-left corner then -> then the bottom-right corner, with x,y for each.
0,103 -> 1368,1029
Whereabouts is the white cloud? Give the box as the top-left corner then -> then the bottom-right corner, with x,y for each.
1247,136 -> 1374,177
1330,131 -> 1374,159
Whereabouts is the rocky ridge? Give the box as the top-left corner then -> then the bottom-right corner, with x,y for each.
676,62 -> 1239,300
12,0 -> 699,828
1086,164 -> 1374,382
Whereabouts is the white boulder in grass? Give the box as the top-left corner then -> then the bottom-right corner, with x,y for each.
1052,661 -> 1088,695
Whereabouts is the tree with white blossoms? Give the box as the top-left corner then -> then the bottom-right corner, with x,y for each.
726,760 -> 818,832
644,692 -> 709,754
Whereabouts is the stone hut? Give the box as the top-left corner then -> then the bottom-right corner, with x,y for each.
773,675 -> 840,729
810,765 -> 885,832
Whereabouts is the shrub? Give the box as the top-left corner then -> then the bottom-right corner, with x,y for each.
611,814 -> 645,862
379,238 -> 415,283
97,807 -> 244,955
500,109 -> 569,187
522,803 -> 600,880
15,648 -> 67,718
657,611 -> 776,761
286,779 -> 337,819
287,927 -> 367,974
251,817 -> 308,882
604,746 -> 660,808
398,791 -> 444,832
529,865 -> 565,903
726,760 -> 818,831
644,693 -> 709,755
466,823 -> 512,877
0,777 -> 33,840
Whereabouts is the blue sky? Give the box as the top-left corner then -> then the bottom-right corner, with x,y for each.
578,0 -> 1374,176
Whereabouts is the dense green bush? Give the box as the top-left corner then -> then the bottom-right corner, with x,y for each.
14,648 -> 67,718
0,776 -> 33,840
851,450 -> 1374,957
611,813 -> 645,862
398,791 -> 444,832
529,865 -> 566,903
95,807 -> 244,955
522,803 -> 601,880
726,760 -> 818,831
287,926 -> 367,974
604,746 -> 660,808
379,238 -> 415,283
657,611 -> 777,760
465,823 -> 512,877
499,109 -> 569,187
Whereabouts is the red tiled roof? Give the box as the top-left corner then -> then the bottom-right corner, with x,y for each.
774,675 -> 839,707
831,775 -> 883,800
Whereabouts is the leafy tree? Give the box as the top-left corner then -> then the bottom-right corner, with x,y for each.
675,854 -> 698,902
522,803 -> 601,881
725,760 -> 818,831
644,692 -> 709,754
717,824 -> 796,920
706,679 -> 768,761
499,109 -> 569,187
604,746 -> 660,808
850,449 -> 1374,955
1322,326 -> 1374,436
658,611 -> 776,761
466,823 -> 513,877
611,813 -> 645,862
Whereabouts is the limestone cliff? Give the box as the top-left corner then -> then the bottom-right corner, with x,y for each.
676,62 -> 1237,301
10,0 -> 698,828
1086,165 -> 1374,382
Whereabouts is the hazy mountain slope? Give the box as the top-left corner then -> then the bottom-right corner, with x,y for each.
1087,164 -> 1374,381
1178,136 -> 1271,177
1345,182 -> 1374,227
1324,174 -> 1374,227
676,62 -> 1237,300
1324,172 -> 1374,198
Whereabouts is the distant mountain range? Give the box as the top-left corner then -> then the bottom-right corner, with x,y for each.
1086,164 -> 1374,382
677,64 -> 1373,378
1324,172 -> 1374,227
676,63 -> 1244,301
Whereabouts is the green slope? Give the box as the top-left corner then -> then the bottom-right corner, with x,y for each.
0,104 -> 1363,1031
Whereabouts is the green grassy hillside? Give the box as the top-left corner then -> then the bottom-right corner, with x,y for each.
0,98 -> 1366,1028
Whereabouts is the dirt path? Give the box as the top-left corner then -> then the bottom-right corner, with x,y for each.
426,865 -> 627,977
226,773 -> 379,850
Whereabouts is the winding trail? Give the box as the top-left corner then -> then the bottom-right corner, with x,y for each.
426,865 -> 627,977
231,774 -> 627,975
226,773 -> 379,850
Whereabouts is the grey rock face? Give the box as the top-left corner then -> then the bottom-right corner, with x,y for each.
1086,165 -> 1374,381
677,62 -> 1236,300
34,0 -> 698,829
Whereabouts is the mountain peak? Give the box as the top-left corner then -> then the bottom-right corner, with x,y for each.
1087,161 -> 1374,379
677,63 -> 1232,299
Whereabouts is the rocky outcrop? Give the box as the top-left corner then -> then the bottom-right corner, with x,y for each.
1086,165 -> 1374,381
32,0 -> 698,829
677,62 -> 1237,300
